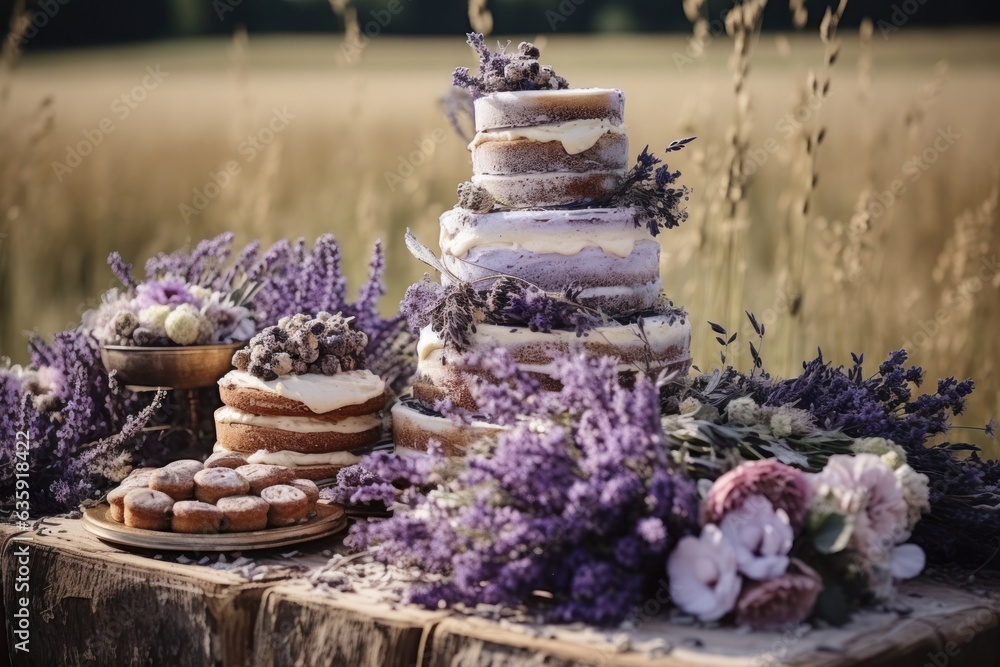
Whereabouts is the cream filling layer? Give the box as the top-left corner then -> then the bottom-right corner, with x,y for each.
416,317 -> 691,363
246,449 -> 360,467
220,369 -> 385,414
468,119 -> 625,155
214,406 -> 381,434
440,224 -> 651,260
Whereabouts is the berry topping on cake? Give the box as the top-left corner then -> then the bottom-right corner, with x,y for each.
232,311 -> 368,380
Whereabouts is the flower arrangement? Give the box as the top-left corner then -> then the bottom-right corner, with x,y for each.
92,234 -> 261,347
661,314 -> 998,570
0,233 -> 414,517
669,455 -> 928,629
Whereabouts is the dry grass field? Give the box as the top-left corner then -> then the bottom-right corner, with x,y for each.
1,29 -> 998,452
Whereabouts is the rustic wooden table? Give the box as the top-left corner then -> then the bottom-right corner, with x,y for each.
2,518 -> 999,667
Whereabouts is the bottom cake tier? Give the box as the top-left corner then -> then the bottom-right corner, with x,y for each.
392,313 -> 692,452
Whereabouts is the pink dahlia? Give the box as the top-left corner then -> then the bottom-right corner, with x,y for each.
735,559 -> 822,631
703,459 -> 812,532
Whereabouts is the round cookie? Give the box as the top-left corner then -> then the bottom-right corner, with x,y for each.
216,495 -> 269,533
235,464 -> 295,495
260,485 -> 311,527
204,450 -> 248,469
171,501 -> 224,534
123,488 -> 174,531
148,468 -> 195,501
288,479 -> 320,505
165,459 -> 205,476
119,468 -> 156,490
107,485 -> 132,523
193,467 -> 250,504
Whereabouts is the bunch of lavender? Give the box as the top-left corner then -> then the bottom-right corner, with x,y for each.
1,330 -> 178,517
344,350 -> 698,625
599,141 -> 693,236
233,312 -> 368,380
452,34 -> 568,96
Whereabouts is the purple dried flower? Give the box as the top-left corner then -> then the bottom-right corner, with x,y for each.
452,33 -> 568,96
107,252 -> 137,289
133,278 -> 200,310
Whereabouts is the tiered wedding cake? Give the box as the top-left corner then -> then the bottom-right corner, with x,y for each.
392,38 -> 692,452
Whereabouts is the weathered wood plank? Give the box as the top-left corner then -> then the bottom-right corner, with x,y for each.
1,520 -> 274,667
253,583 -> 446,667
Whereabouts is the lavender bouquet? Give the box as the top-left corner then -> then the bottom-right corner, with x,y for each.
337,349 -> 699,624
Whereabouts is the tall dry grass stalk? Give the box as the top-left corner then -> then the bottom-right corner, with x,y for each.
468,0 -> 493,37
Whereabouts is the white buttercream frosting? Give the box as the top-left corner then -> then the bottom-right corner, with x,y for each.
468,119 -> 625,155
245,449 -> 360,467
416,317 -> 691,369
220,369 -> 385,414
214,406 -> 381,434
440,214 -> 652,260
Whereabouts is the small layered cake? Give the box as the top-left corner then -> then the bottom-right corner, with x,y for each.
469,88 -> 628,208
213,312 -> 386,480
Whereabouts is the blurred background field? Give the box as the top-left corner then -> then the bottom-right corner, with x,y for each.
1,14 -> 998,452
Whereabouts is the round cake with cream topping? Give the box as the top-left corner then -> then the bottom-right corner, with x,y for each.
213,312 -> 387,480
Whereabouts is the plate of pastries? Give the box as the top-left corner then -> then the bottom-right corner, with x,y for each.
81,459 -> 346,551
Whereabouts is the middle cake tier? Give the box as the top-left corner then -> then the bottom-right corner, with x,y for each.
440,206 -> 661,314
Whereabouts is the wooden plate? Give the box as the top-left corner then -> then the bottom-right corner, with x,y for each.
81,502 -> 347,552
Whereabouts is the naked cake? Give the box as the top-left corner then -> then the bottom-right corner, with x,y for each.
393,36 -> 693,452
212,312 -> 387,480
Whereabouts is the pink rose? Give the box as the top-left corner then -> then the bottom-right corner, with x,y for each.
812,454 -> 910,558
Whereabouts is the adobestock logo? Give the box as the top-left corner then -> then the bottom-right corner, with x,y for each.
178,106 -> 295,223
50,66 -> 169,182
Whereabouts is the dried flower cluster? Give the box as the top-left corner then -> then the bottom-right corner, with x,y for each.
456,181 -> 494,213
233,312 -> 368,381
603,142 -> 694,236
399,274 -> 600,350
339,350 -> 698,625
452,34 -> 568,96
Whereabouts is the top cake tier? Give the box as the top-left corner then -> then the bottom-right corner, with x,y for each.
469,88 -> 628,209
